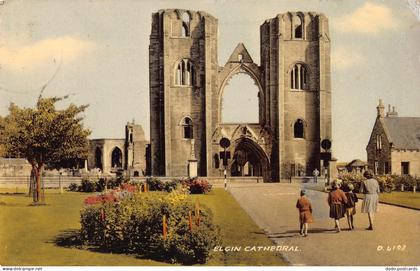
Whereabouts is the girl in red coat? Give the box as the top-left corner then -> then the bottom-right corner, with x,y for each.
296,189 -> 314,237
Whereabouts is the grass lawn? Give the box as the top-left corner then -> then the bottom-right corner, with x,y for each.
0,188 -> 285,266
303,186 -> 420,210
370,192 -> 420,210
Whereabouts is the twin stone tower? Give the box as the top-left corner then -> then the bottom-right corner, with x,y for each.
149,9 -> 332,181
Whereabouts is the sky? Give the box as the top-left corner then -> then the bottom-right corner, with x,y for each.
0,0 -> 419,162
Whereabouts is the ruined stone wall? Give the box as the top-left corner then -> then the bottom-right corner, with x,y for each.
150,10 -> 218,177
261,12 -> 331,179
150,10 -> 331,181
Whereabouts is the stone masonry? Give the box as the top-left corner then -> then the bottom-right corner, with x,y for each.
149,10 -> 332,181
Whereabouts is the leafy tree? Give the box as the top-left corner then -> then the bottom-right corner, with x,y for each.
3,97 -> 91,202
0,115 -> 6,157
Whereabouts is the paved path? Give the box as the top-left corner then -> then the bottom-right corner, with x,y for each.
228,183 -> 420,266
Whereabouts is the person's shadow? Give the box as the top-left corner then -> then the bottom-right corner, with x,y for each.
268,228 -> 337,239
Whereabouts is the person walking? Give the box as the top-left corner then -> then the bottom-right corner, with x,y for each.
313,168 -> 320,183
296,189 -> 313,237
360,170 -> 380,230
328,180 -> 348,232
344,183 -> 358,230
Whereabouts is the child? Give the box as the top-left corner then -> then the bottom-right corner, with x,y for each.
296,189 -> 314,237
328,180 -> 348,233
345,183 -> 358,230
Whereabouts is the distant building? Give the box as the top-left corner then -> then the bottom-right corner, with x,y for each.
366,100 -> 420,176
0,158 -> 32,177
337,159 -> 367,174
88,122 -> 150,176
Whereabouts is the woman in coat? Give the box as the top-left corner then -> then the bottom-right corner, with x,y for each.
360,170 -> 380,230
328,180 -> 348,232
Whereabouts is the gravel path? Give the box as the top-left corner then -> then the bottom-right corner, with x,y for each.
228,183 -> 420,266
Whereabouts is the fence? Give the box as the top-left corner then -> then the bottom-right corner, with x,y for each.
0,176 -> 82,189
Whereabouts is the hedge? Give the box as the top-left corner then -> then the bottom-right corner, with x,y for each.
339,172 -> 420,193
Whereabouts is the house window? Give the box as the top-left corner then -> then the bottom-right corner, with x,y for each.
374,161 -> 379,175
294,15 -> 303,39
294,119 -> 304,138
182,117 -> 193,139
376,135 -> 382,150
175,59 -> 194,86
290,63 -> 308,90
401,162 -> 410,175
384,162 -> 390,174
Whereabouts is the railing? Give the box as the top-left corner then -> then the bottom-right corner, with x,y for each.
0,176 -> 82,188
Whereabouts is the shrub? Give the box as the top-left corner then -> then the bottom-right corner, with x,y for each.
339,172 -> 365,193
376,175 -> 396,192
394,175 -> 417,191
80,191 -> 220,264
181,178 -> 212,194
68,183 -> 79,192
145,177 -> 166,191
80,178 -> 98,192
145,178 -> 181,192
75,177 -> 126,193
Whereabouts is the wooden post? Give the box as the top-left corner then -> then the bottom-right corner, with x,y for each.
188,211 -> 193,232
163,214 -> 167,240
195,199 -> 200,226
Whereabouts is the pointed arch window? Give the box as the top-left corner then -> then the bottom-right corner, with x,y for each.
111,147 -> 123,168
182,117 -> 193,139
294,119 -> 305,138
290,63 -> 308,90
181,12 -> 190,37
294,15 -> 303,39
175,59 -> 194,86
95,147 -> 102,169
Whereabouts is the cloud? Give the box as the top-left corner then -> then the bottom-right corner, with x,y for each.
336,2 -> 399,34
332,46 -> 365,70
0,36 -> 95,71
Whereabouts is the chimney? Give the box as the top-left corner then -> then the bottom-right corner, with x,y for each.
386,105 -> 398,117
376,99 -> 385,118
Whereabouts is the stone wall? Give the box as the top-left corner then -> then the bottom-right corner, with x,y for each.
150,10 -> 332,181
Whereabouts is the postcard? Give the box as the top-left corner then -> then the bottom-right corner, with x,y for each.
0,0 -> 419,270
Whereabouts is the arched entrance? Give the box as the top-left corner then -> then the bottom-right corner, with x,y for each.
95,147 -> 102,170
111,147 -> 123,168
230,137 -> 269,179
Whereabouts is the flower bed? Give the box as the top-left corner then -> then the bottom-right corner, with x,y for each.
80,190 -> 220,264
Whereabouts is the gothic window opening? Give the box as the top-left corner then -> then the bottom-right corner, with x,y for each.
221,73 -> 260,123
290,63 -> 308,90
214,154 -> 220,169
111,147 -> 123,168
175,59 -> 194,86
182,117 -> 193,139
95,147 -> 102,169
294,15 -> 303,39
294,119 -> 305,138
181,12 -> 190,37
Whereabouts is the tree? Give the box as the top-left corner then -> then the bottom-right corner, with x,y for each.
3,97 -> 91,202
0,115 -> 6,157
